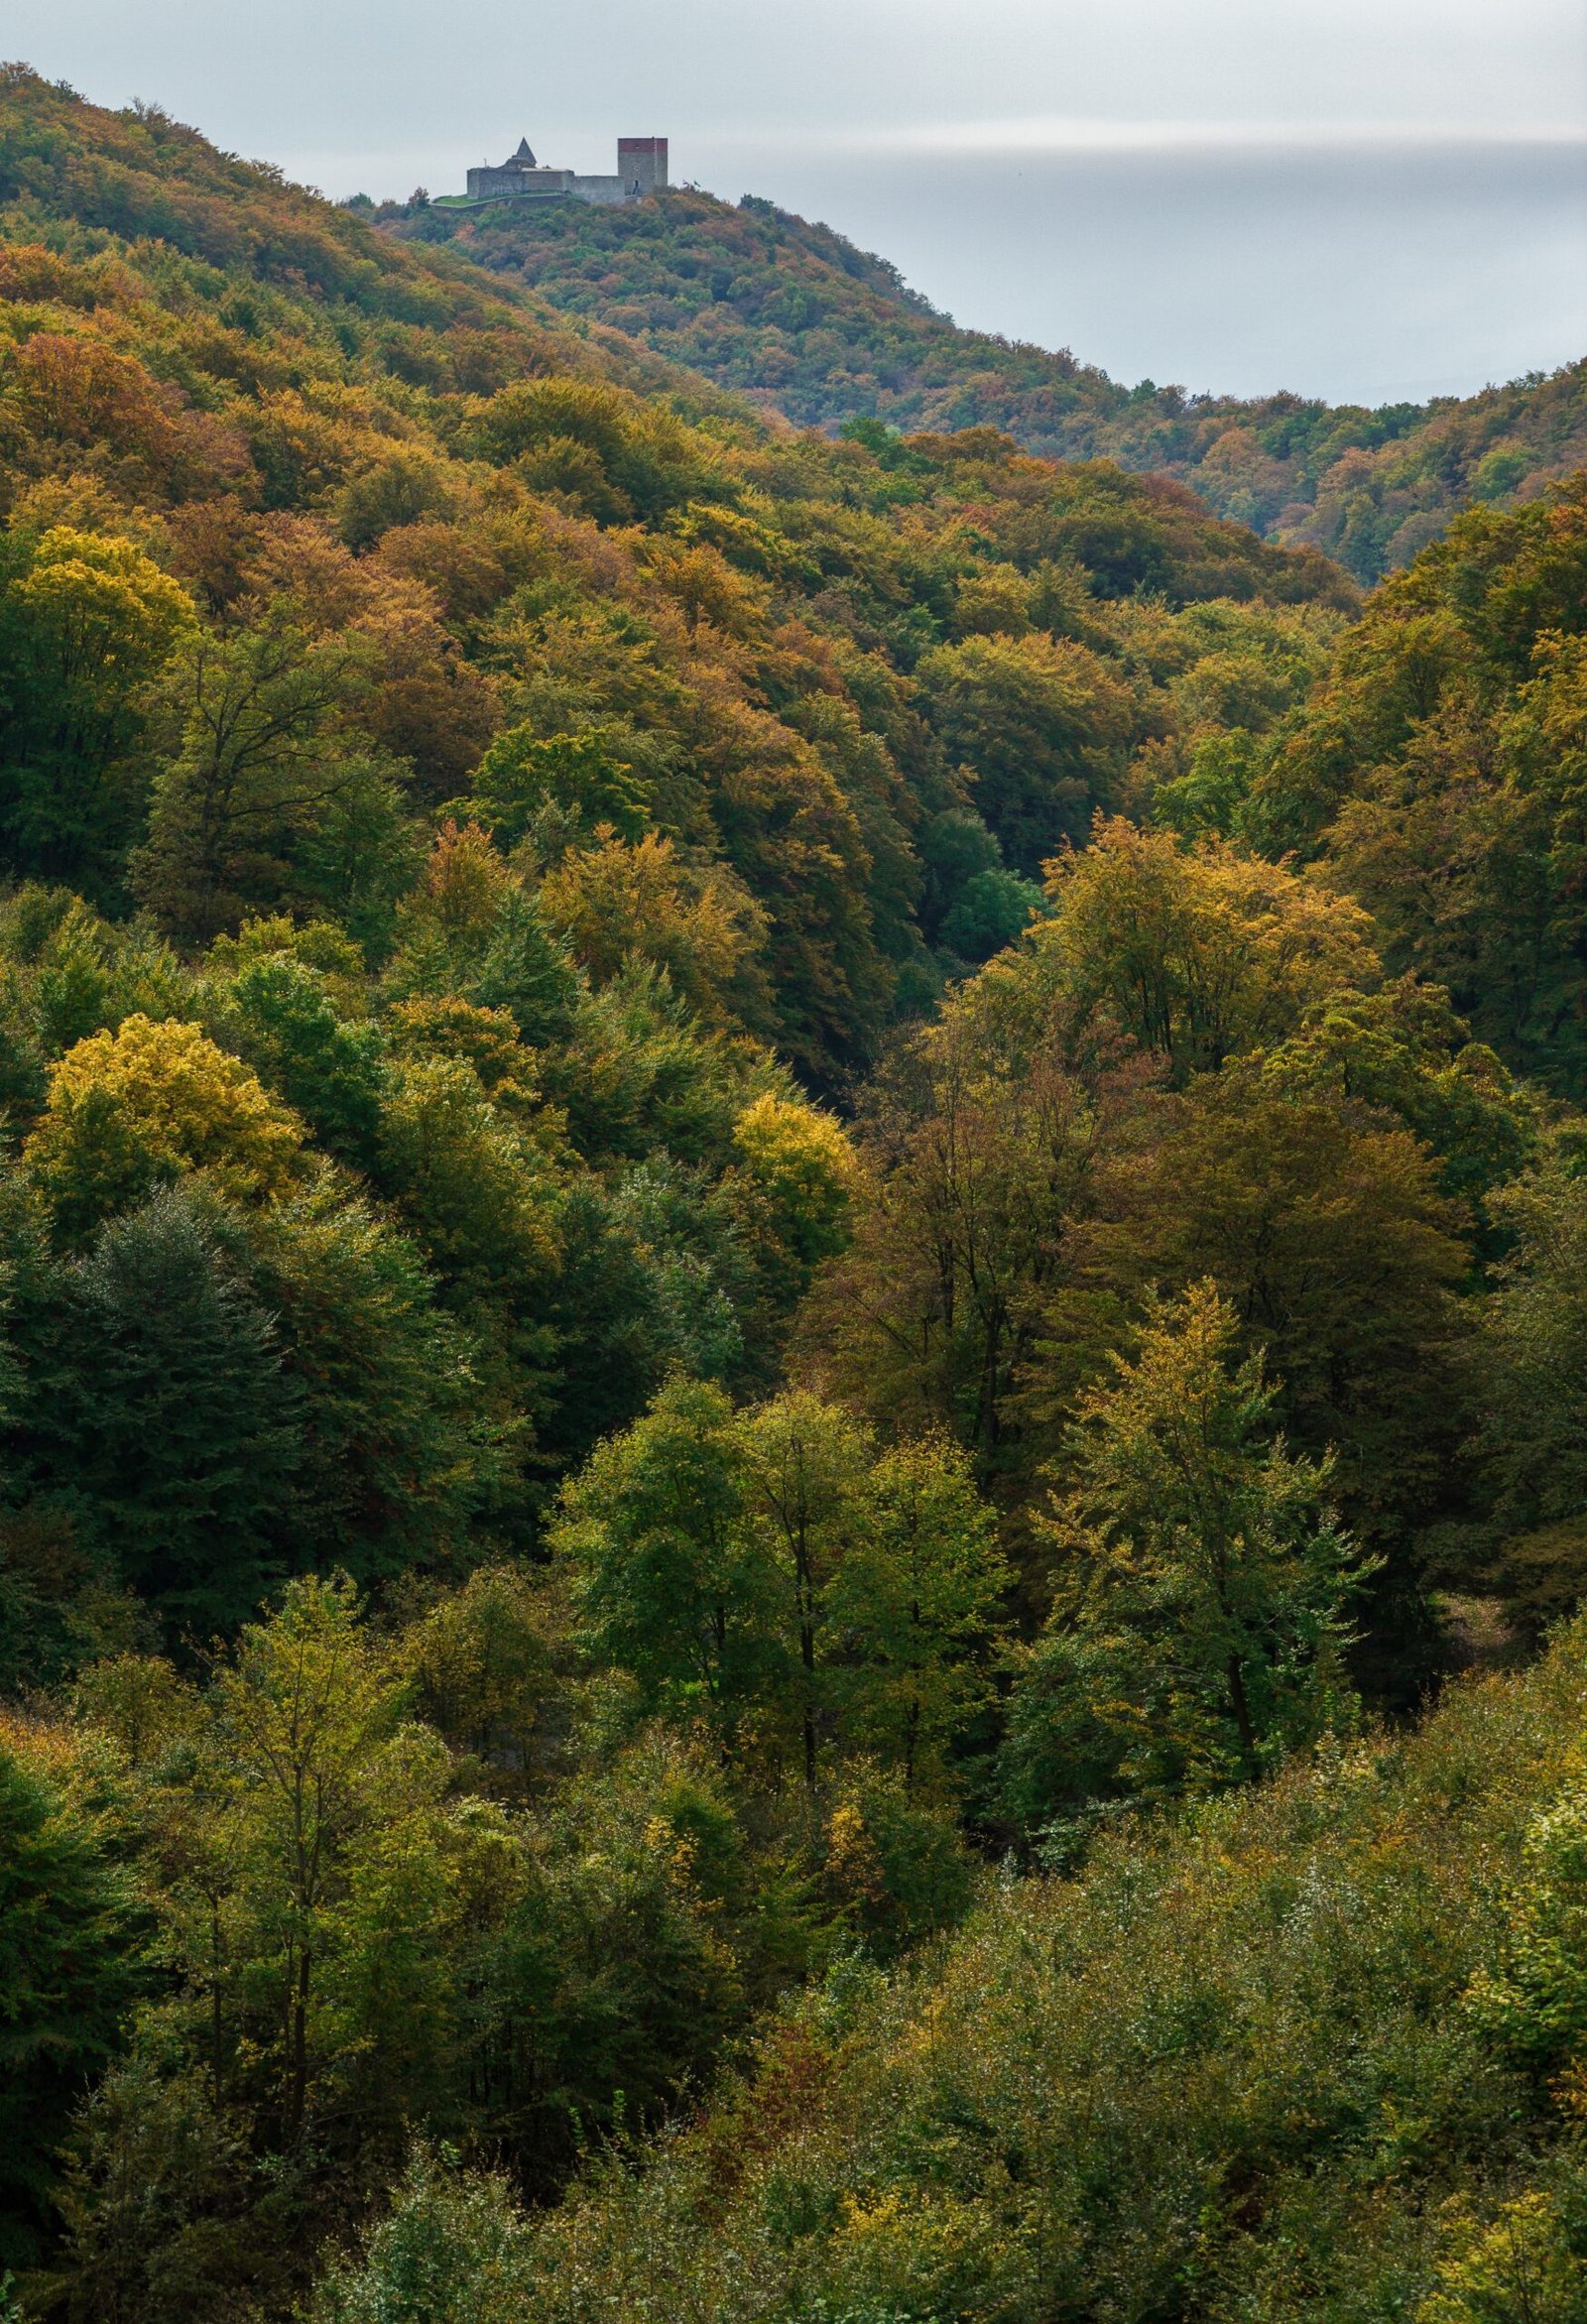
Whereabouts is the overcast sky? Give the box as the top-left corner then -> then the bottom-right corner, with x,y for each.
7,0 -> 1586,401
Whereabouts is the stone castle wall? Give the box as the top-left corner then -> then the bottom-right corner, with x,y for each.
465,164 -> 574,199
465,137 -> 668,207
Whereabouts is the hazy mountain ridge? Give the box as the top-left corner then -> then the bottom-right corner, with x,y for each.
385,182 -> 1587,581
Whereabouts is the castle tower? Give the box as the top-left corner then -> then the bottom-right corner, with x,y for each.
617,137 -> 668,195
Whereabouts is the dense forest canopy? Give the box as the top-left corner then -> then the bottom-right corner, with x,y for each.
383,183 -> 1587,583
2,59 -> 1587,2324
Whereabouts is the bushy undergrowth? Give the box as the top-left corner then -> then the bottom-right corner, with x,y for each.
317,1624 -> 1587,2323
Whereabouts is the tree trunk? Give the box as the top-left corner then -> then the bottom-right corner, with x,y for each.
287,1945 -> 310,2139
1226,1652 -> 1259,1779
210,1896 -> 225,2104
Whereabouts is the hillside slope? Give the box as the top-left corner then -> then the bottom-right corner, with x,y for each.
316,1619 -> 1587,2322
0,62 -> 1355,1080
386,183 -> 1587,583
9,59 -> 1587,2324
0,70 -> 753,411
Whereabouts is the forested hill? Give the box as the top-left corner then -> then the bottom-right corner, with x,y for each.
0,68 -> 736,410
11,54 -> 1587,2324
384,182 -> 1587,582
0,59 -> 1355,1091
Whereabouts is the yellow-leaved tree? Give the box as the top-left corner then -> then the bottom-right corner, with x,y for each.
725,1089 -> 857,1316
1039,814 -> 1382,1082
26,1013 -> 304,1242
0,525 -> 195,900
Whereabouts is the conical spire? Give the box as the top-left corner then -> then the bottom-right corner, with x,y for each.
514,137 -> 537,166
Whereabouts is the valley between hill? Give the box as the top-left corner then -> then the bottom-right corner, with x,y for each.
2,61 -> 1587,2324
383,181 -> 1587,582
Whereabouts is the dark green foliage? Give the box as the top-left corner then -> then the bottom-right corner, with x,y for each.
0,1746 -> 141,2269
554,1375 -> 779,1746
52,2060 -> 268,2324
916,807 -> 1001,935
915,627 -> 1135,870
1005,1282 -> 1370,1831
467,725 -> 653,848
250,1188 -> 509,1582
131,619 -> 406,946
1473,1159 -> 1587,1634
479,1745 -> 754,2183
220,954 -> 388,1169
37,1188 -> 302,1633
938,866 -> 1043,962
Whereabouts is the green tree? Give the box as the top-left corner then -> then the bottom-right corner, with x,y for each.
801,984 -> 1144,1481
250,1183 -> 513,1584
915,630 -> 1135,872
735,1392 -> 871,1791
467,722 -> 652,847
131,617 -> 409,944
1476,1159 -> 1587,1631
558,1381 -> 1007,1796
0,1736 -> 142,2268
41,1188 -> 303,1633
916,807 -> 1003,939
0,888 -> 189,1074
1254,975 -> 1535,1214
305,2149 -> 530,2324
939,865 -> 1043,963
383,822 -> 579,1048
553,1375 -> 783,1753
181,1576 -> 495,2145
1085,1068 -> 1474,1554
1007,1282 -> 1367,1822
483,1735 -> 751,2176
375,1050 -> 561,1296
828,1435 -> 1010,1794
1469,1766 -> 1587,2079
59,1579 -> 521,2316
397,1563 -> 561,1783
372,1049 -> 563,1517
216,951 -> 389,1171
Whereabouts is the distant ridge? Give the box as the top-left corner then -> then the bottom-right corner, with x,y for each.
382,181 -> 1587,582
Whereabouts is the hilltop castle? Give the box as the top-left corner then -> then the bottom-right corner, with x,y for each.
464,135 -> 669,207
